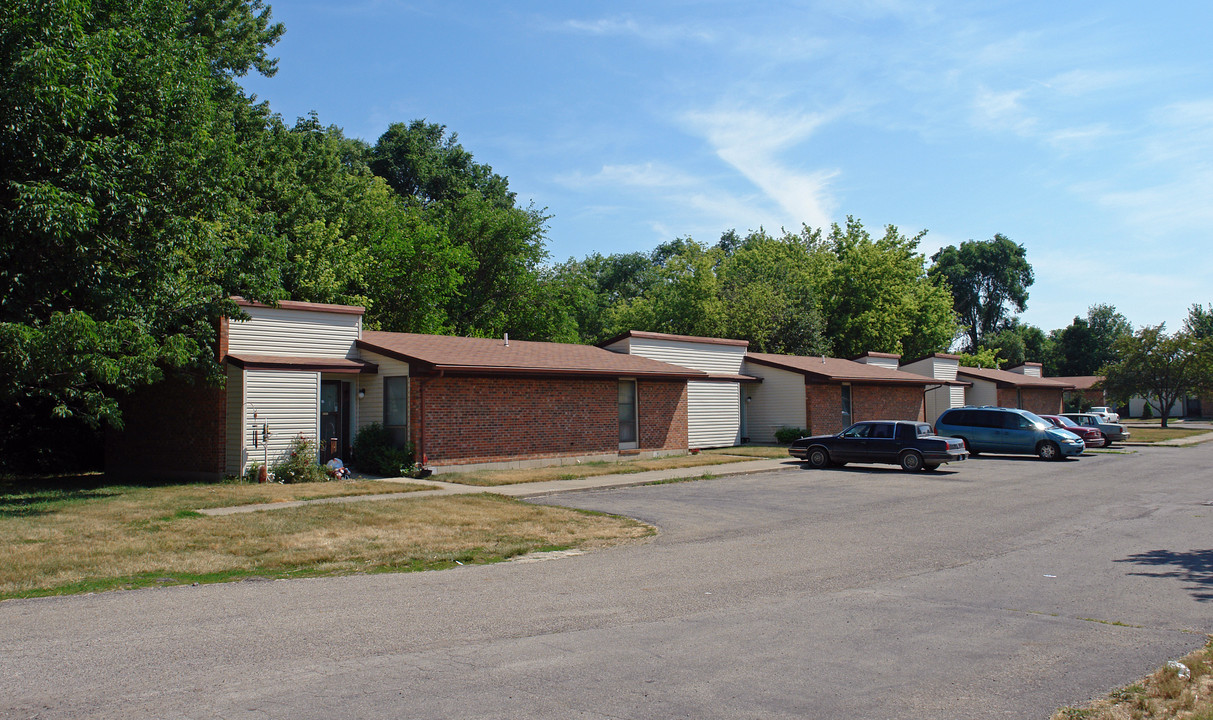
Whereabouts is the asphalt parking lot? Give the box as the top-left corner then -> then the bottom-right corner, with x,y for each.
2,444 -> 1211,719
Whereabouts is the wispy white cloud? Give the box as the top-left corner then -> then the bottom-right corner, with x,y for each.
560,15 -> 715,44
681,107 -> 841,229
557,162 -> 700,190
970,85 -> 1037,136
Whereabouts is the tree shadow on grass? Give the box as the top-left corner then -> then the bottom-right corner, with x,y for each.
0,473 -> 185,519
1117,549 -> 1213,602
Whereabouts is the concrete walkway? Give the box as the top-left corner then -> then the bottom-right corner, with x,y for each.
198,457 -> 800,516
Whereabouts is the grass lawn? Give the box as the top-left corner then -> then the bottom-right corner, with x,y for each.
0,477 -> 651,600
1124,427 -> 1212,443
705,445 -> 790,459
434,452 -> 768,487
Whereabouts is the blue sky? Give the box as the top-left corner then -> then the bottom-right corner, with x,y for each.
240,1 -> 1213,335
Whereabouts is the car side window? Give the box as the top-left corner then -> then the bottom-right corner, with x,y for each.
871,423 -> 894,439
841,424 -> 870,438
944,410 -> 969,426
974,410 -> 1001,428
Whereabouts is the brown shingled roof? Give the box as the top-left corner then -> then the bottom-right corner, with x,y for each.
954,366 -> 1075,389
1051,375 -> 1104,391
747,352 -> 963,385
358,332 -> 707,379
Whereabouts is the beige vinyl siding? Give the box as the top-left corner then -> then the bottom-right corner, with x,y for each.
687,381 -> 741,448
615,337 -> 747,374
243,369 -> 320,473
901,356 -> 962,425
742,362 -> 807,443
224,364 -> 245,476
228,305 -> 360,359
855,356 -> 899,370
355,350 -> 411,431
1008,364 -> 1043,377
967,378 -> 997,407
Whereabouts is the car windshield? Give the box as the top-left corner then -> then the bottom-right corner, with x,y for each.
840,424 -> 871,438
1019,410 -> 1052,431
1054,415 -> 1079,428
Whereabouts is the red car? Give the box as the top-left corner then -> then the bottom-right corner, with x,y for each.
1040,415 -> 1105,448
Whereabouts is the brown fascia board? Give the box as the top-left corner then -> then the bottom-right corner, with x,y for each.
597,329 -> 750,348
231,296 -> 366,316
226,354 -> 378,374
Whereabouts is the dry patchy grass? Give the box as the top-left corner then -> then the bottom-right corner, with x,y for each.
0,480 -> 651,599
435,453 -> 757,486
705,445 -> 790,459
1124,427 -> 1212,443
1052,637 -> 1213,720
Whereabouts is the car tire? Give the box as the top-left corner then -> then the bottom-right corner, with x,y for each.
958,437 -> 979,456
900,451 -> 923,472
1037,441 -> 1060,460
922,463 -> 940,472
1101,433 -> 1113,447
807,447 -> 831,469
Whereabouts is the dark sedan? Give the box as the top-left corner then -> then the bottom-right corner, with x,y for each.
789,420 -> 969,472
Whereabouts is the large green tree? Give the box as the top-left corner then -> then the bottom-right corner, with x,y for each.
929,234 -> 1034,352
368,121 -> 559,339
716,229 -> 829,356
0,0 -> 284,470
1100,324 -> 1212,428
820,218 -> 957,359
980,320 -> 1051,369
1046,304 -> 1133,376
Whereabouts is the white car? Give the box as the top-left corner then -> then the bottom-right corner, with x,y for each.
1089,406 -> 1120,423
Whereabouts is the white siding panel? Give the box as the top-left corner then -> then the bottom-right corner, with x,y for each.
355,350 -> 411,431
901,356 -> 962,424
855,356 -> 899,370
228,306 -> 360,358
628,338 -> 746,374
687,381 -> 740,447
243,370 -> 320,473
741,362 -> 806,443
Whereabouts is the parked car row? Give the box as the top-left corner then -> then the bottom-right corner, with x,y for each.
788,420 -> 969,472
789,405 -> 1120,471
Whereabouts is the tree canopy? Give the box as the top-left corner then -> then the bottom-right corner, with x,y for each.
1099,324 -> 1211,428
929,234 -> 1034,352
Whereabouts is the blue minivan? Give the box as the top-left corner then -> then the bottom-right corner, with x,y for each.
934,406 -> 1084,460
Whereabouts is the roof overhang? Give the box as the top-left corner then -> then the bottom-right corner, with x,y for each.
226,354 -> 378,374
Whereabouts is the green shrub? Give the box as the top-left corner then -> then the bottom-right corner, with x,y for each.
774,427 -> 809,444
353,422 -> 415,477
270,435 -> 330,484
1141,402 -> 1153,419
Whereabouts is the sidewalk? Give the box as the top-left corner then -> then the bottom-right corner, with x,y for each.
198,457 -> 801,516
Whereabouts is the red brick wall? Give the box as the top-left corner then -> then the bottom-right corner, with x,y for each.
410,376 -> 688,466
105,374 -> 227,481
853,385 -> 926,424
806,384 -> 840,435
806,383 -> 925,436
1019,388 -> 1063,415
638,380 -> 688,451
996,388 -> 1063,415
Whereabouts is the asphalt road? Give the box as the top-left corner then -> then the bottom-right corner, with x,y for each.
3,445 -> 1211,719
